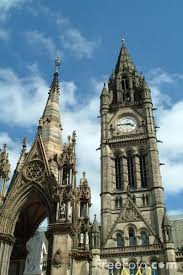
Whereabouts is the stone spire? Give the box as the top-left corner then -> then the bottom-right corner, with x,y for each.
91,215 -> 100,249
115,39 -> 136,74
40,58 -> 63,158
92,215 -> 100,233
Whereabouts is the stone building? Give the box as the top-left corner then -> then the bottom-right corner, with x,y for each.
0,42 -> 183,275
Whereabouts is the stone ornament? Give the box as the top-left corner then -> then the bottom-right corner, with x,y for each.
53,249 -> 63,268
121,201 -> 141,222
24,160 -> 45,181
178,263 -> 183,272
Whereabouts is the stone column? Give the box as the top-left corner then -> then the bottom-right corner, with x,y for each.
121,157 -> 128,191
133,154 -> 141,189
0,233 -> 15,275
46,224 -> 73,275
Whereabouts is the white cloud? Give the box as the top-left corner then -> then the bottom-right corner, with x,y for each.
0,0 -> 26,20
148,68 -> 174,86
0,67 -> 48,125
168,209 -> 183,217
0,28 -> 9,41
149,70 -> 183,194
25,31 -> 59,58
61,28 -> 98,59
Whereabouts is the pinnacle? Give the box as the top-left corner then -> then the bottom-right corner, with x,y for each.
92,215 -> 100,233
115,41 -> 136,74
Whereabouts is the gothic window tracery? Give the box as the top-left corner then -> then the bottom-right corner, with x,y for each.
151,261 -> 159,275
62,166 -> 70,185
139,152 -> 148,187
127,152 -> 135,188
129,227 -> 137,246
129,262 -> 137,275
115,197 -> 123,208
115,155 -> 122,190
116,232 -> 124,247
141,231 -> 149,245
80,202 -> 87,218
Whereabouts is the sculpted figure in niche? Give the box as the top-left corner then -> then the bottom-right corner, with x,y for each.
67,201 -> 72,221
60,203 -> 66,219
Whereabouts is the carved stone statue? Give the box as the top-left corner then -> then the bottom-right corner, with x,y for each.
67,201 -> 72,221
80,233 -> 84,245
60,203 -> 66,219
24,231 -> 47,275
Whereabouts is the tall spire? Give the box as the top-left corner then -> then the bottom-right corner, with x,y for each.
115,39 -> 135,74
40,57 -> 63,158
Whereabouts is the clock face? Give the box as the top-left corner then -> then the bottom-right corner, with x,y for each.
116,116 -> 137,132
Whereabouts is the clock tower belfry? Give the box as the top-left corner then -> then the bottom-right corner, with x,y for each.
100,41 -> 176,274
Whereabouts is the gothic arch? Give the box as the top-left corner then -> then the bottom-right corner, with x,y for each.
125,148 -> 136,156
111,149 -> 123,158
0,181 -> 54,236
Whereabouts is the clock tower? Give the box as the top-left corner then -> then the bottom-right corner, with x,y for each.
99,41 -> 176,274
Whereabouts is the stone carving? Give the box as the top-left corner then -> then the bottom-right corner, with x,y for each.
23,231 -> 47,275
121,200 -> 141,222
24,160 -> 45,181
53,249 -> 62,268
67,201 -> 72,221
60,203 -> 66,219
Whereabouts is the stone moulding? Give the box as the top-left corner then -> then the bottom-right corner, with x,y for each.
100,244 -> 164,257
70,249 -> 93,262
0,233 -> 16,245
47,222 -> 76,238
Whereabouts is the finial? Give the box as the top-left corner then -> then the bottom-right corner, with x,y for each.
67,135 -> 71,143
82,171 -> 86,179
55,57 -> 61,74
3,144 -> 6,152
122,38 -> 125,47
104,82 -> 106,88
22,137 -> 28,149
72,131 -> 76,144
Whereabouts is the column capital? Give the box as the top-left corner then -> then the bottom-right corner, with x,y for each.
0,233 -> 15,245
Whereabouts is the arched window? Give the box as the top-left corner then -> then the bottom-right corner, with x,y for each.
62,166 -> 70,185
115,197 -> 119,208
141,231 -> 149,245
80,202 -> 87,218
116,233 -> 124,247
139,153 -> 147,187
108,262 -> 117,275
119,197 -> 122,208
127,153 -> 135,188
151,261 -> 158,275
129,262 -> 137,275
129,227 -> 137,246
115,155 -> 122,189
115,197 -> 122,208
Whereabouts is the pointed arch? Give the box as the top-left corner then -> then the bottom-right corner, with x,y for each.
0,182 -> 54,236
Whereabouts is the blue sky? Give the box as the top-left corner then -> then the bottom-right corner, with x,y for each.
0,0 -> 183,218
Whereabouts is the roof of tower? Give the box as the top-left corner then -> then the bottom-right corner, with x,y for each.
115,39 -> 136,74
92,215 -> 100,233
40,58 -> 63,157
